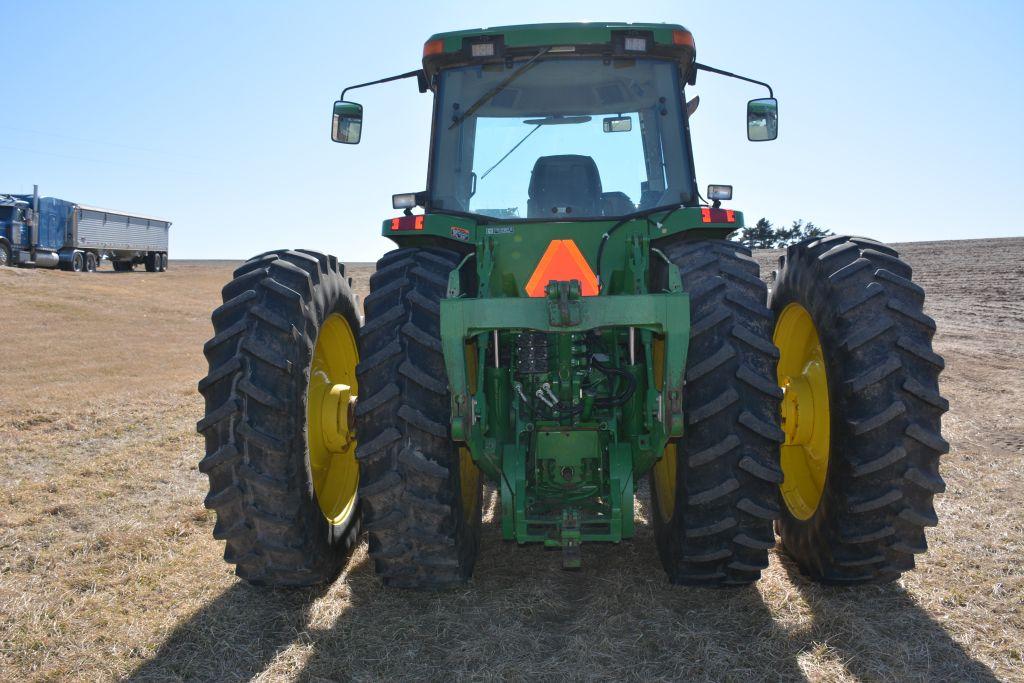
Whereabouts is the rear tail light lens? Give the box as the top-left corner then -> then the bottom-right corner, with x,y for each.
390,215 -> 425,231
701,207 -> 736,223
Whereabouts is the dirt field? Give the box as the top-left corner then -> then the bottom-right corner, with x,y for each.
1,237 -> 1021,682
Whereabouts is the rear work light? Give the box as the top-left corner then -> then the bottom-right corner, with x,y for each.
701,207 -> 736,223
423,39 -> 444,57
623,36 -> 647,52
471,42 -> 495,57
390,215 -> 424,231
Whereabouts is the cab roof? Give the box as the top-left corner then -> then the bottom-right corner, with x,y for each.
426,22 -> 690,50
422,22 -> 696,79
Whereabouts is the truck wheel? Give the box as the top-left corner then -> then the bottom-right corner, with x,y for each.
770,236 -> 947,583
85,252 -> 97,272
197,249 -> 362,586
0,243 -> 10,267
357,246 -> 483,589
145,253 -> 158,272
160,253 -> 168,271
71,252 -> 85,272
650,239 -> 784,586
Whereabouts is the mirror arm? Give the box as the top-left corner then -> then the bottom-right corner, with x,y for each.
340,68 -> 425,100
694,62 -> 773,98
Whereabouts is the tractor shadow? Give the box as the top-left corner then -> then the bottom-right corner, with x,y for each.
290,522 -> 808,681
126,580 -> 334,682
778,554 -> 1000,682
128,490 -> 998,681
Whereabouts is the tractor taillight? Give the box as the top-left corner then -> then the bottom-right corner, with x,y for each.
701,207 -> 736,223
390,215 -> 424,231
423,39 -> 444,57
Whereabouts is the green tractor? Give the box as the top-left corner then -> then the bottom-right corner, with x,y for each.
198,23 -> 947,588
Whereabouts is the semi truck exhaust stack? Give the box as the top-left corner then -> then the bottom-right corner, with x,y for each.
30,184 -> 38,263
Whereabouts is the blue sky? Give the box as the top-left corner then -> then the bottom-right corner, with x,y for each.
1,1 -> 1021,259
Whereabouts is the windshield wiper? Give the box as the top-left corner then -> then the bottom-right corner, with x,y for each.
480,124 -> 542,179
448,48 -> 552,130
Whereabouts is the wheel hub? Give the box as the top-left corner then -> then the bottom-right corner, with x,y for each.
781,359 -> 826,446
774,303 -> 831,520
319,381 -> 356,451
307,313 -> 360,526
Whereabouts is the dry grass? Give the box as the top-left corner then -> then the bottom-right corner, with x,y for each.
1,240 -> 1022,681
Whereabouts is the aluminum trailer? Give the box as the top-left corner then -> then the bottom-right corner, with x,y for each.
0,186 -> 171,272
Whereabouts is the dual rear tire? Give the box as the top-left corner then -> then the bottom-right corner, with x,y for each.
67,251 -> 98,272
650,236 -> 946,585
145,252 -> 166,272
198,245 -> 482,589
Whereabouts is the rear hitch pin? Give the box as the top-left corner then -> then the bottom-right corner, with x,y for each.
628,327 -> 635,364
492,330 -> 500,367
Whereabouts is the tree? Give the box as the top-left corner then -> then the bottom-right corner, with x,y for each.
733,217 -> 834,249
736,218 -> 777,249
782,219 -> 832,245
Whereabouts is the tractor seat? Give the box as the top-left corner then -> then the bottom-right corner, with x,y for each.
600,191 -> 636,216
527,155 -> 602,219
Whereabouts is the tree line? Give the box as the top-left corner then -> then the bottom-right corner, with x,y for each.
733,218 -> 833,249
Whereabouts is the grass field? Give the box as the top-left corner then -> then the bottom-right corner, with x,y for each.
1,238 -> 1022,681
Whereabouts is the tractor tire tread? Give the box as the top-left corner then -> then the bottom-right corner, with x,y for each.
357,246 -> 482,590
652,239 -> 781,586
771,235 -> 946,584
197,249 -> 361,586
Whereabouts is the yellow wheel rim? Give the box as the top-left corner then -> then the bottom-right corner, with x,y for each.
774,303 -> 831,520
652,442 -> 678,522
459,447 -> 480,521
649,336 -> 677,522
307,313 -> 360,526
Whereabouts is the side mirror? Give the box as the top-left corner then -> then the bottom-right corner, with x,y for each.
332,101 -> 363,144
747,97 -> 778,141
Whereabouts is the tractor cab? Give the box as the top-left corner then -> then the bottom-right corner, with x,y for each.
333,23 -> 778,223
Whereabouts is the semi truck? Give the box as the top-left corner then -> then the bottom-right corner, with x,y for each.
0,186 -> 170,272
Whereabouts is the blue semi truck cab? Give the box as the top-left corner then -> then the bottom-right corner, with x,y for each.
0,186 -> 170,272
0,194 -> 33,267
